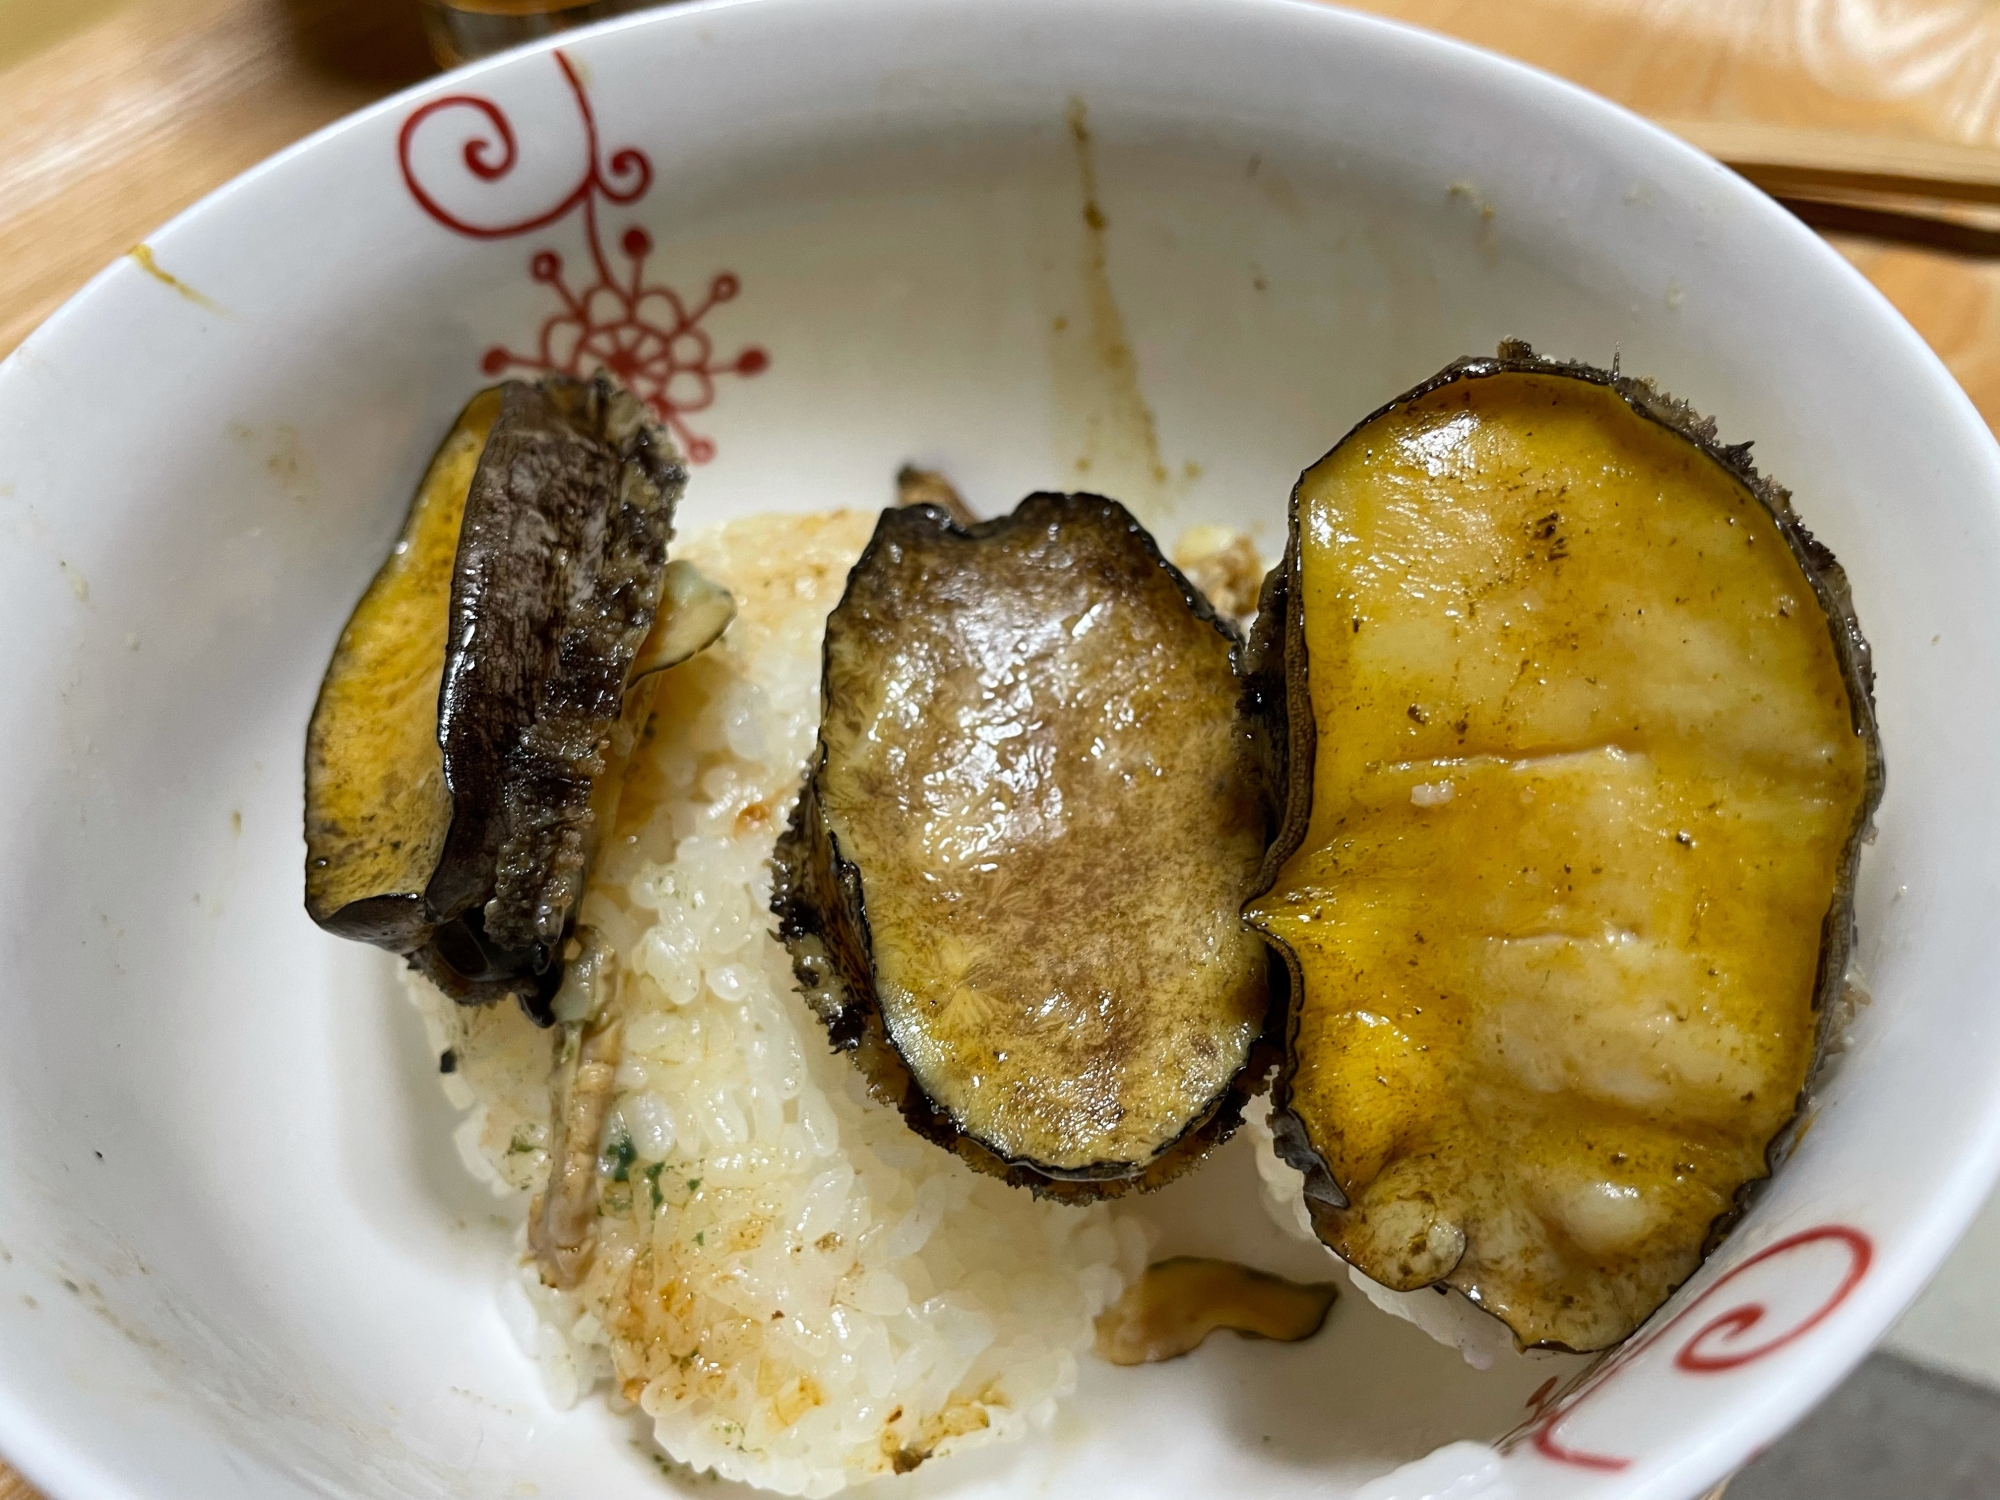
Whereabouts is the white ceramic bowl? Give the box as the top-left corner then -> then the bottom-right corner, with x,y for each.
2,2 -> 1997,1497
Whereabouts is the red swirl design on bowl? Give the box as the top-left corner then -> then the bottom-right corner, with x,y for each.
1511,1223 -> 1873,1473
1673,1225 -> 1871,1372
397,51 -> 765,463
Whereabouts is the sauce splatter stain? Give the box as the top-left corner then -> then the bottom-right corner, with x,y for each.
266,423 -> 318,504
127,245 -> 222,313
1446,181 -> 1499,263
1052,98 -> 1171,522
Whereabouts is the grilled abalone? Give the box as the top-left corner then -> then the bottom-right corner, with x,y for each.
304,374 -> 719,1021
774,493 -> 1275,1198
1246,345 -> 1882,1350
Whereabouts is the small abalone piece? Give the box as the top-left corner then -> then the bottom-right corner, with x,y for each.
1245,345 -> 1883,1350
1093,1257 -> 1339,1365
774,493 -> 1275,1198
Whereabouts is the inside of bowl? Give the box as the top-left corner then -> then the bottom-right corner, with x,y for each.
0,3 -> 1996,1499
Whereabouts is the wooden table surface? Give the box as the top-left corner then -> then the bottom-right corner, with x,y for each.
5,0 -> 1999,1494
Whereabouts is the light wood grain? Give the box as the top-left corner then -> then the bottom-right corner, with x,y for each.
0,0 -> 427,357
1356,0 -> 2000,142
4,3 -> 2000,1498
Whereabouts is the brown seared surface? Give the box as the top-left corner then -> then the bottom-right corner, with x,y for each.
431,376 -> 685,963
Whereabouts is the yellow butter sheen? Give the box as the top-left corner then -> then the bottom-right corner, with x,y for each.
1249,371 -> 1871,1350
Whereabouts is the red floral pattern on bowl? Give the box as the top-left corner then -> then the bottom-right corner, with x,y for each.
398,51 -> 766,462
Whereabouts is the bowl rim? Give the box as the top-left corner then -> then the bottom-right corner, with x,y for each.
3,3 -> 1999,1498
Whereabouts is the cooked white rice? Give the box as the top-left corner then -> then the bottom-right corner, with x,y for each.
411,510 -> 1146,1496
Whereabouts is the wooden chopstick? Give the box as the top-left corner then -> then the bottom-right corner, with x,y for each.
1662,120 -> 2000,206
1764,195 -> 2000,259
1656,119 -> 2000,256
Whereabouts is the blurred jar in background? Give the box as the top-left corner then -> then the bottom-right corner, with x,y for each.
419,0 -> 655,66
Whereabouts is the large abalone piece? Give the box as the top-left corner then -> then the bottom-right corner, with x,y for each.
1245,344 -> 1883,1349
